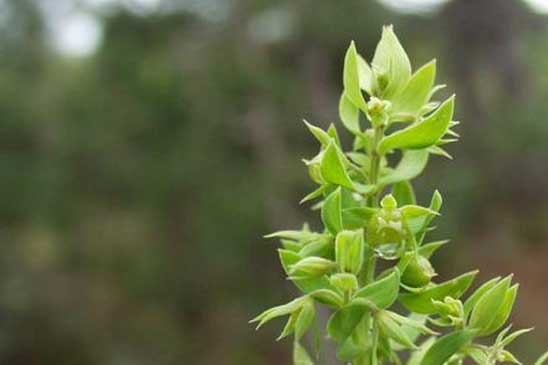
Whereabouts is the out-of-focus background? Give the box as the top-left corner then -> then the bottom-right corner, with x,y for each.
0,0 -> 547,364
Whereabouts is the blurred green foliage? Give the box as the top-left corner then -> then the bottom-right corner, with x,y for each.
0,0 -> 547,364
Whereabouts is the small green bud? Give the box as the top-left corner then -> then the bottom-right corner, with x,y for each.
305,158 -> 324,184
401,254 -> 436,287
367,200 -> 404,250
329,273 -> 359,292
381,194 -> 398,209
335,229 -> 365,274
432,296 -> 464,327
367,97 -> 391,126
289,256 -> 336,279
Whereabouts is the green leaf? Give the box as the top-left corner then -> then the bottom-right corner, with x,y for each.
278,311 -> 299,340
500,327 -> 534,347
321,188 -> 343,234
327,305 -> 367,342
250,296 -> 308,329
303,120 -> 331,147
376,310 -> 417,349
535,350 -> 548,365
378,96 -> 455,155
399,270 -> 478,314
372,25 -> 411,98
392,180 -> 416,205
293,341 -> 314,365
463,277 -> 501,318
341,206 -> 377,229
418,240 -> 449,259
499,349 -> 522,364
378,149 -> 429,186
300,185 -> 327,204
408,337 -> 436,365
415,190 -> 443,242
320,142 -> 354,189
391,60 -> 436,120
295,299 -> 316,340
469,275 -> 512,336
343,41 -> 367,111
390,313 -> 431,351
352,269 -> 400,309
482,283 -> 519,336
401,205 -> 439,221
421,330 -> 476,365
336,334 -> 368,361
335,230 -> 364,274
357,53 -> 374,95
339,92 -> 361,135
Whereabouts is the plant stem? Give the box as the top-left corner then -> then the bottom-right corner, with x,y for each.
352,124 -> 385,365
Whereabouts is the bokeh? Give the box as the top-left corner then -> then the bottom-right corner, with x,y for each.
0,0 -> 547,364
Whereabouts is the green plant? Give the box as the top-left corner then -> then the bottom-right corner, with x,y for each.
251,26 -> 546,365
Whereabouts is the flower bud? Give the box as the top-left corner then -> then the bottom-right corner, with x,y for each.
367,196 -> 404,250
289,256 -> 336,279
401,254 -> 437,287
367,97 -> 391,127
335,230 -> 365,274
307,160 -> 323,184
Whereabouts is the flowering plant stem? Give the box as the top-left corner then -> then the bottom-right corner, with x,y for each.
251,25 -> 546,365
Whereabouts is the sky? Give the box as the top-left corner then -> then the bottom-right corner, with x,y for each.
35,0 -> 548,58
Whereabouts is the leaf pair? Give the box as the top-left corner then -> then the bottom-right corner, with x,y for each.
466,275 -> 518,336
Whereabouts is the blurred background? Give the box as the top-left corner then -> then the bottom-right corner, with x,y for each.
0,0 -> 547,364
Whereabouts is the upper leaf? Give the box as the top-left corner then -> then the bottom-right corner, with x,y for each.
320,141 -> 354,189
321,188 -> 343,234
372,25 -> 412,98
468,275 -> 512,336
378,96 -> 455,155
343,41 -> 368,111
390,60 -> 436,121
421,329 -> 476,365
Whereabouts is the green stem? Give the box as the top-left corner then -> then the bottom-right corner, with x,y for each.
352,124 -> 385,365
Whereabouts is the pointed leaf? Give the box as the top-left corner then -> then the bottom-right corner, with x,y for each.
339,92 -> 361,135
483,284 -> 519,336
469,275 -> 512,336
463,277 -> 501,318
320,142 -> 354,189
327,305 -> 367,342
321,188 -> 343,234
343,41 -> 367,111
352,269 -> 400,309
378,96 -> 455,154
391,60 -> 436,119
293,341 -> 314,365
422,330 -> 476,365
372,25 -> 411,98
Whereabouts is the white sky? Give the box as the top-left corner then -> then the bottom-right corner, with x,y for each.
34,0 -> 548,58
